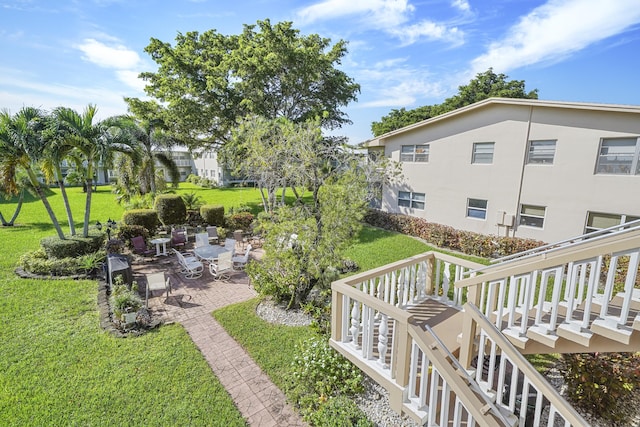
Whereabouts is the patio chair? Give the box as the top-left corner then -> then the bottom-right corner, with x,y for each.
231,244 -> 252,270
131,235 -> 155,257
174,249 -> 203,279
145,272 -> 171,307
209,250 -> 233,281
195,232 -> 209,248
224,238 -> 236,256
171,229 -> 187,249
206,226 -> 219,244
233,230 -> 247,250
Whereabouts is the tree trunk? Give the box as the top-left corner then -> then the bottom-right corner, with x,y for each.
0,189 -> 24,226
82,176 -> 93,237
27,169 -> 65,239
57,164 -> 76,236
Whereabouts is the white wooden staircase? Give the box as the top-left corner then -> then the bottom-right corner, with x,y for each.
330,221 -> 640,426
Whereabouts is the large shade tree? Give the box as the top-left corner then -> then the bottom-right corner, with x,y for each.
0,107 -> 65,238
131,19 -> 360,151
371,68 -> 538,136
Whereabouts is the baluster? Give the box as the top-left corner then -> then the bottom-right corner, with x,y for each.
417,261 -> 427,299
390,270 -> 398,306
341,294 -> 350,342
350,299 -> 361,349
443,261 -> 451,300
520,273 -> 535,336
549,267 -> 564,331
435,260 -> 442,297
600,254 -> 618,318
383,272 -> 391,304
581,259 -> 599,329
619,250 -> 640,324
378,313 -> 389,368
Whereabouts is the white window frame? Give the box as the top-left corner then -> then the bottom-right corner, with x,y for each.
472,142 -> 494,164
585,211 -> 640,233
400,144 -> 429,162
519,204 -> 546,228
595,137 -> 640,175
527,140 -> 556,164
398,191 -> 425,210
466,198 -> 488,220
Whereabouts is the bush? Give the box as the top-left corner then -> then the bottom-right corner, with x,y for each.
364,209 -> 545,258
154,194 -> 187,226
200,204 -> 225,226
19,249 -> 105,277
563,352 -> 640,425
40,233 -> 104,259
287,336 -> 365,423
225,211 -> 255,232
116,225 -> 149,248
308,396 -> 372,427
121,209 -> 159,234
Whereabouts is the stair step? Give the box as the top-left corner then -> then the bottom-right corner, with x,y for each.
591,317 -> 633,345
501,327 -> 528,349
556,322 -> 593,347
526,325 -> 559,348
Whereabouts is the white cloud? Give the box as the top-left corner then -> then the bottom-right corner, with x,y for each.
115,70 -> 146,92
389,20 -> 464,46
75,38 -> 140,69
470,0 -> 640,75
451,0 -> 470,13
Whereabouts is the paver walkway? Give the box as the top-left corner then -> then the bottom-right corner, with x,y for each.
132,249 -> 306,426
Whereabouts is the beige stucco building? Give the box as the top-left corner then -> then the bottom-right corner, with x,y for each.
366,98 -> 640,243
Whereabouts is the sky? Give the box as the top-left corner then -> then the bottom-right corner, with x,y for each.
2,0 -> 640,145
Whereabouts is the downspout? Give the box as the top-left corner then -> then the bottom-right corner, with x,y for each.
511,105 -> 534,237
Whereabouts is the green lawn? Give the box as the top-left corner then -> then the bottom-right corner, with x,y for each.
0,185 -> 256,426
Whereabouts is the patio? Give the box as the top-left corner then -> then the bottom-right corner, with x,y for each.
127,244 -> 307,427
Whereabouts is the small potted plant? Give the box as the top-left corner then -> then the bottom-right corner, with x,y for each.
110,279 -> 142,327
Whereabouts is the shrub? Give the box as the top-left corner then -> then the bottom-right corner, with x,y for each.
154,194 -> 187,226
40,233 -> 104,259
364,209 -> 545,258
225,211 -> 255,231
287,336 -> 365,423
121,209 -> 159,234
200,204 -> 225,226
116,225 -> 149,248
308,396 -> 372,427
181,192 -> 204,210
562,352 -> 640,425
19,249 -> 105,277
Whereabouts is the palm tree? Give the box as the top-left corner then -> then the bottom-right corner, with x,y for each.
0,107 -> 65,238
115,115 -> 180,195
54,105 -> 136,237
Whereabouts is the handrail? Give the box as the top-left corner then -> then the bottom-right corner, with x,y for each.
479,219 -> 640,268
464,303 -> 587,426
418,324 -> 515,426
331,279 -> 413,322
456,229 -> 640,288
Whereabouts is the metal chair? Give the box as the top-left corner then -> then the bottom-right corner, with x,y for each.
209,251 -> 233,281
131,236 -> 155,256
145,272 -> 171,307
231,244 -> 252,270
206,226 -> 219,244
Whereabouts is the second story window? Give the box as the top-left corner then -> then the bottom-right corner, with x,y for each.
472,142 -> 494,164
398,191 -> 425,209
596,137 -> 640,175
527,140 -> 556,164
519,204 -> 546,228
400,144 -> 429,162
585,212 -> 640,233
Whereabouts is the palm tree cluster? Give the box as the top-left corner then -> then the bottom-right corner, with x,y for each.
0,104 -> 180,238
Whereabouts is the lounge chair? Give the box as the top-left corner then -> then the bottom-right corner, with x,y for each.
131,236 -> 155,256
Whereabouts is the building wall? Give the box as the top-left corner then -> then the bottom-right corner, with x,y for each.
378,101 -> 640,243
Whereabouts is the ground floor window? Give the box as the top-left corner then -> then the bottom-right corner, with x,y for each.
519,204 -> 546,228
398,191 -> 425,209
466,198 -> 487,219
585,211 -> 640,233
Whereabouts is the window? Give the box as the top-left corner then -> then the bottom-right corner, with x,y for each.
398,191 -> 425,209
466,198 -> 488,219
596,137 -> 640,175
527,140 -> 556,164
519,204 -> 546,228
585,212 -> 640,233
400,144 -> 429,162
472,142 -> 494,164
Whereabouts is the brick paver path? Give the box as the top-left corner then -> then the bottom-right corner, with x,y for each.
133,248 -> 306,426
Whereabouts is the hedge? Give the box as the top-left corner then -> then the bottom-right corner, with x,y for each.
364,209 -> 545,258
154,194 -> 187,226
121,209 -> 160,234
200,204 -> 225,226
40,233 -> 104,259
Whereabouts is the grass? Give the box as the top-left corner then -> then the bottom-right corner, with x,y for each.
0,185 -> 249,426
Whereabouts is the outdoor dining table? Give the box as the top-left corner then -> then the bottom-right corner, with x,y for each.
193,245 -> 229,263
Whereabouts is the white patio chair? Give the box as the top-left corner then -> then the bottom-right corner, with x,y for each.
209,251 -> 233,281
231,244 -> 252,270
195,232 -> 209,248
224,238 -> 236,256
174,249 -> 204,279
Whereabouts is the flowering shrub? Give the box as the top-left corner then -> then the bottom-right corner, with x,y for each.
287,337 -> 367,424
364,209 -> 545,258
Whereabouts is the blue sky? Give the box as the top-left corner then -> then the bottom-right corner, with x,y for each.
2,0 -> 640,144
